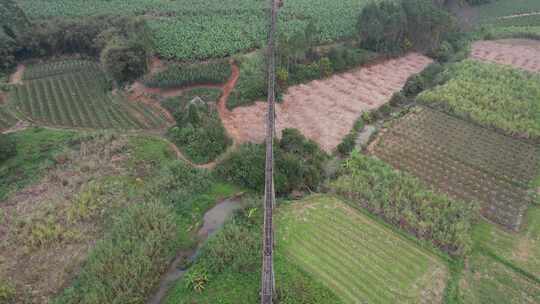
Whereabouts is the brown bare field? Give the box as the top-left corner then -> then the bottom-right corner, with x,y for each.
471,39 -> 540,73
225,53 -> 432,152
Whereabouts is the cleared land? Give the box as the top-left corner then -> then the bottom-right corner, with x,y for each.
471,40 -> 540,73
372,107 -> 537,230
10,60 -> 170,130
276,195 -> 448,304
227,53 -> 432,152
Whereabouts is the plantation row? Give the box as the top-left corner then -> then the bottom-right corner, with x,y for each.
277,196 -> 447,304
418,60 -> 540,139
11,69 -> 168,130
392,107 -> 539,186
0,106 -> 17,130
144,62 -> 231,89
373,110 -> 531,231
19,0 -> 372,60
23,60 -> 99,80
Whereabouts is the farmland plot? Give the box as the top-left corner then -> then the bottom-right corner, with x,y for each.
372,107 -> 538,230
277,195 -> 448,304
0,106 -> 17,131
471,40 -> 540,73
226,53 -> 432,152
10,60 -> 169,130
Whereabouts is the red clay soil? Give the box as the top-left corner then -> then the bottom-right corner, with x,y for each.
224,53 -> 432,152
471,39 -> 540,73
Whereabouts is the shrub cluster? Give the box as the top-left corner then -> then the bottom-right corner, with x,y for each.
144,61 -> 231,89
217,129 -> 327,195
168,97 -> 231,164
0,134 -> 16,163
227,54 -> 267,109
337,118 -> 365,156
331,152 -> 478,255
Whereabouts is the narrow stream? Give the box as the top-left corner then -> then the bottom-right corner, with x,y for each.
147,197 -> 243,304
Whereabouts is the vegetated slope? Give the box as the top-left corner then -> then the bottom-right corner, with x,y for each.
0,106 -> 17,131
10,60 -> 169,130
0,0 -> 29,41
17,0 -> 373,61
470,39 -> 540,73
418,60 -> 540,139
373,107 -> 537,230
227,53 -> 432,152
276,195 -> 448,304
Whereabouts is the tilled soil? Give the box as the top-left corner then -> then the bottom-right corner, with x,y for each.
471,39 -> 540,73
225,53 -> 432,152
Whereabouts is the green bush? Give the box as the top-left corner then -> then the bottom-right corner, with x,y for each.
403,62 -> 445,97
331,152 -> 478,256
101,40 -> 148,85
337,118 -> 365,156
217,129 -> 327,195
0,134 -> 16,163
168,100 -> 231,164
327,46 -> 377,72
144,61 -> 231,89
54,200 -> 179,304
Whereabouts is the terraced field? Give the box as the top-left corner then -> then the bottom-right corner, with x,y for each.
372,107 -> 537,230
10,60 -> 170,130
276,195 -> 448,304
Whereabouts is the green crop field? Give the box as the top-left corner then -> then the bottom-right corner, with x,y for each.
418,60 -> 540,139
17,0 -> 373,61
373,107 -> 537,230
276,195 -> 448,304
10,60 -> 169,130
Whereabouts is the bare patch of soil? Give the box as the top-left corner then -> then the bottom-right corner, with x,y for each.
471,40 -> 540,73
224,53 -> 432,152
9,64 -> 25,85
0,136 -> 130,303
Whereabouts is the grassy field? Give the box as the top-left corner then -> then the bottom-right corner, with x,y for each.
373,107 -> 536,230
17,0 -> 373,61
276,195 -> 448,304
10,60 -> 169,130
0,127 -> 76,200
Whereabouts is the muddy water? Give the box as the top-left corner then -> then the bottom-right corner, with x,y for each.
147,197 -> 243,304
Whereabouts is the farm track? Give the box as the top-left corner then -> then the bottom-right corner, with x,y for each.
471,40 -> 540,73
373,107 -> 537,231
225,53 -> 432,152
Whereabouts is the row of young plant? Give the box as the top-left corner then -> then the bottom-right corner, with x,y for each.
22,59 -> 99,80
144,61 -> 231,89
373,127 -> 530,231
12,69 -> 153,130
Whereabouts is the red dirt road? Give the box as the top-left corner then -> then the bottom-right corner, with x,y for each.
224,53 -> 432,152
471,39 -> 540,73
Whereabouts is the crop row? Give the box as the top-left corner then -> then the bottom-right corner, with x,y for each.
19,0 -> 371,61
144,61 -> 231,88
418,60 -> 540,139
23,60 -> 100,80
391,107 -> 539,186
374,111 -> 532,231
12,68 -> 166,130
